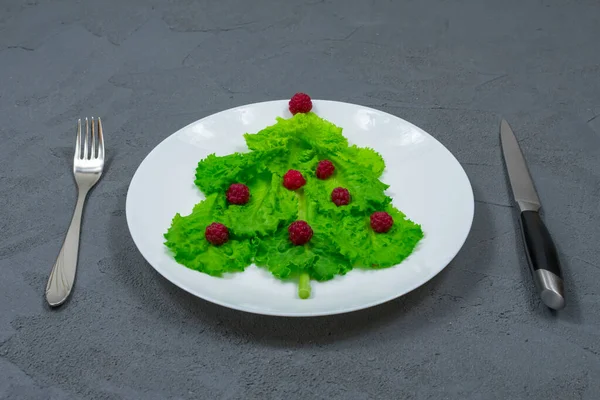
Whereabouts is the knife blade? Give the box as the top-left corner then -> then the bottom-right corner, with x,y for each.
500,119 -> 565,310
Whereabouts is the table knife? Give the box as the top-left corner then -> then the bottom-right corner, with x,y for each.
500,119 -> 565,310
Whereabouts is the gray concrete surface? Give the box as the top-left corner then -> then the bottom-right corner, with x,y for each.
1,0 -> 600,399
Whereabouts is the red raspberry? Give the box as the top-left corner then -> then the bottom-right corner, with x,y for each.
289,93 -> 312,115
331,187 -> 350,206
205,222 -> 229,246
370,211 -> 394,233
283,169 -> 306,190
288,221 -> 313,245
226,183 -> 250,205
316,160 -> 335,179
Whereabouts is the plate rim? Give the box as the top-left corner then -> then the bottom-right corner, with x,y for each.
126,99 -> 475,317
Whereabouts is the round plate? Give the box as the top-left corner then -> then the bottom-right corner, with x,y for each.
126,100 -> 474,317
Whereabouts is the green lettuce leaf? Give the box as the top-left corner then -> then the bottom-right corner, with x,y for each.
343,145 -> 386,177
164,194 -> 255,276
253,191 -> 352,281
194,152 -> 251,195
303,154 -> 392,214
254,226 -> 352,282
329,205 -> 424,268
194,148 -> 287,195
222,173 -> 298,237
244,113 -> 348,155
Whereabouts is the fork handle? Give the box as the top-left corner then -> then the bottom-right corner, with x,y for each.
46,189 -> 88,307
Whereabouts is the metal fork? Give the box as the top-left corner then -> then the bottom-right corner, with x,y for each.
46,118 -> 105,307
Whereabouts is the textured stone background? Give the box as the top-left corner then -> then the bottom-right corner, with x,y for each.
1,0 -> 599,399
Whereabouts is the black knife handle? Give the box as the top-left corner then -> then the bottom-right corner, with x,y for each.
520,211 -> 562,276
519,210 -> 565,309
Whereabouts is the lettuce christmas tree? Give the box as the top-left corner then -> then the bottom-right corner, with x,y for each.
164,95 -> 424,299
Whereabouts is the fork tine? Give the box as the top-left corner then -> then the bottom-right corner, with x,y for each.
97,117 -> 104,160
83,118 -> 89,159
75,119 -> 82,159
91,117 -> 96,158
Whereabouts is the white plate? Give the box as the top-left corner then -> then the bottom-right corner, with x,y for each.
126,100 -> 474,317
